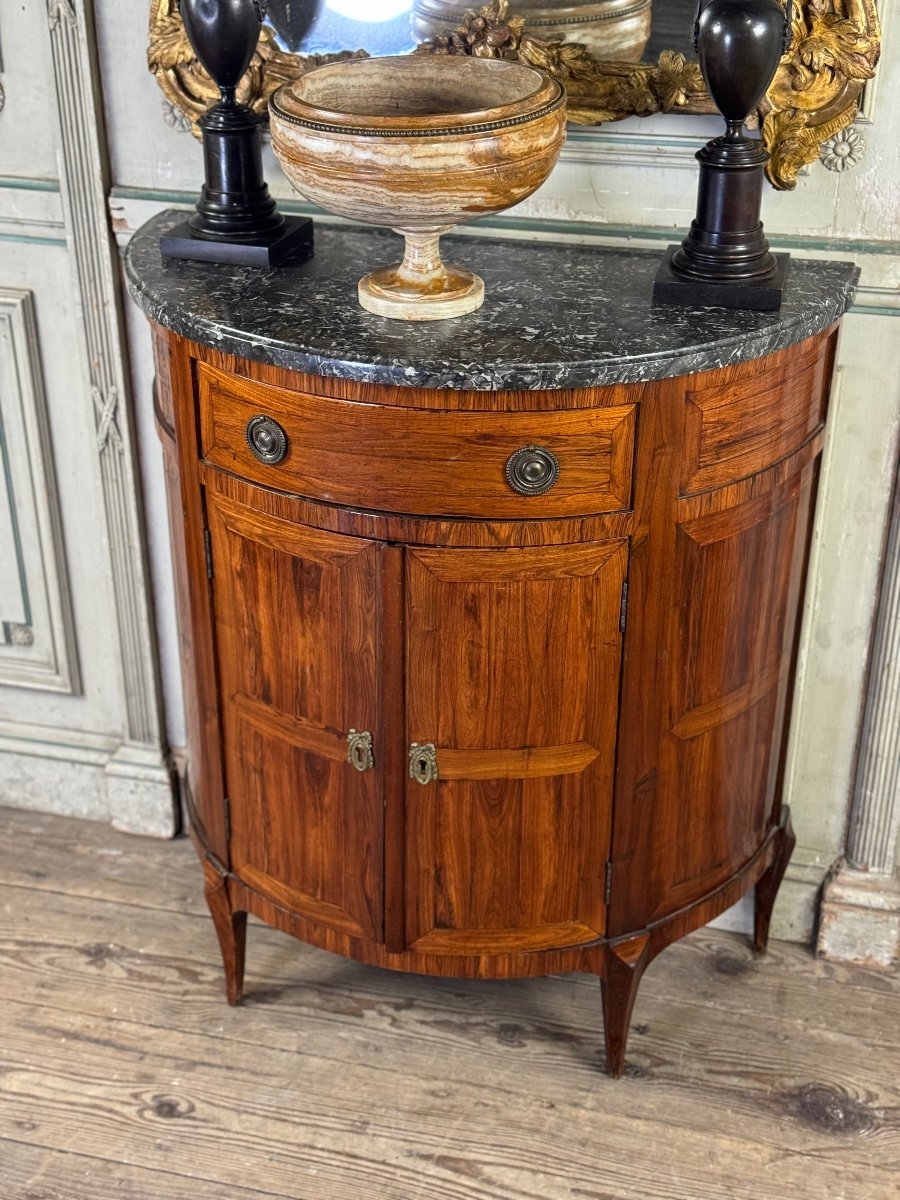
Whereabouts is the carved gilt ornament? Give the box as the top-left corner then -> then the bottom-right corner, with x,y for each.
148,0 -> 881,190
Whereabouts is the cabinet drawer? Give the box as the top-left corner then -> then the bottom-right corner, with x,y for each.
198,364 -> 635,519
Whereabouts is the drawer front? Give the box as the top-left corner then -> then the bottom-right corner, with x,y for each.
198,364 -> 635,519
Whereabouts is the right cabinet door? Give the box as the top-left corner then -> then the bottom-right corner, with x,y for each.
613,463 -> 818,933
403,540 -> 628,955
662,469 -> 816,916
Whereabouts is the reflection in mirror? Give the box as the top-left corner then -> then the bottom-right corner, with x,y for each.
149,0 -> 882,192
265,0 -> 416,56
263,0 -> 697,65
413,1 -> 654,60
644,1 -> 695,59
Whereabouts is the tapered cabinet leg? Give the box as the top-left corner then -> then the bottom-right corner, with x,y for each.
203,861 -> 247,1005
753,807 -> 796,955
600,933 -> 651,1078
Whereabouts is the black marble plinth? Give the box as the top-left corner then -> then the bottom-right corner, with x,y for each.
159,215 -> 314,268
126,210 -> 859,393
653,246 -> 791,312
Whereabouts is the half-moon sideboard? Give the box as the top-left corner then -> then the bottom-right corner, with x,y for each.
127,212 -> 858,1076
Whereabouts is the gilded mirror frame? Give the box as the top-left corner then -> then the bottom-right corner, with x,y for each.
148,0 -> 881,190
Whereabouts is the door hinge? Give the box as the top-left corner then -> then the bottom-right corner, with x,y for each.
604,861 -> 614,906
619,579 -> 629,634
203,527 -> 214,579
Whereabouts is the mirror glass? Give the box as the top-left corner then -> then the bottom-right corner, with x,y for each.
265,1 -> 697,63
265,1 -> 417,55
646,2 -> 695,59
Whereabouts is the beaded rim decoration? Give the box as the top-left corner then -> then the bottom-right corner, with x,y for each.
526,1 -> 651,23
269,87 -> 565,140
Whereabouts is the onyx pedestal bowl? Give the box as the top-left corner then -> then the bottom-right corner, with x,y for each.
269,55 -> 566,320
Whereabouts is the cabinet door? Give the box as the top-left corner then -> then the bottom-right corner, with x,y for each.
612,464 -> 817,932
404,541 -> 627,955
662,469 -> 815,914
207,488 -> 383,941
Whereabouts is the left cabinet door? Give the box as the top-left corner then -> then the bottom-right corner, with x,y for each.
206,486 -> 384,942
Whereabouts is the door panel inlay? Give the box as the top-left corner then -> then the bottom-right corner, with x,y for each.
668,471 -> 812,895
208,488 -> 383,941
681,342 -> 828,495
404,540 -> 627,951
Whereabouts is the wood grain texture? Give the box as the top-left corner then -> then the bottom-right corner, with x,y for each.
211,833 -> 788,983
2,807 -> 899,1200
608,329 -> 838,938
201,461 -> 636,548
202,858 -> 246,1005
206,484 -> 383,943
154,323 -> 843,1074
434,742 -> 600,780
4,805 -> 897,1019
151,325 -> 176,436
664,470 -> 813,910
754,806 -> 798,954
404,540 -> 626,952
199,363 -> 635,518
194,341 -> 653,412
380,545 -> 408,955
680,333 -> 832,495
1,1143 -> 296,1200
152,328 -> 228,864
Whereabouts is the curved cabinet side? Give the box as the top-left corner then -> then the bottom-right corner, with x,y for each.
151,327 -> 229,864
610,329 -> 837,935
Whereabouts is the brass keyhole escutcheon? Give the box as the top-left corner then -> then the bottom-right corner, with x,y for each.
409,742 -> 438,785
246,414 -> 288,465
505,446 -> 559,496
347,730 -> 374,772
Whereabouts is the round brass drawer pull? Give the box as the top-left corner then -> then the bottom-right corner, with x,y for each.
246,414 -> 288,465
505,445 -> 559,495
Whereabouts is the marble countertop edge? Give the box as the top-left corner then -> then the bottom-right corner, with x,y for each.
125,211 -> 859,393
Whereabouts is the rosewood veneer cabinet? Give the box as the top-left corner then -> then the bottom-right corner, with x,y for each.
128,214 -> 858,1076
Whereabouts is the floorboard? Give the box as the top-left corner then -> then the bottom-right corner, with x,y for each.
0,806 -> 897,1200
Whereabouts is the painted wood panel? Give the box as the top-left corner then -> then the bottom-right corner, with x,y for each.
0,290 -> 77,693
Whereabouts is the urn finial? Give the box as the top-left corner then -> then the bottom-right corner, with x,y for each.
694,0 -> 790,138
653,0 -> 792,310
177,0 -> 265,105
160,0 -> 313,265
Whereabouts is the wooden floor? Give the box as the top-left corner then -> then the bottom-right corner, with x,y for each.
1,807 -> 898,1200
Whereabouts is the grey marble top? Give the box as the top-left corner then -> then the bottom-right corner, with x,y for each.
125,209 -> 858,392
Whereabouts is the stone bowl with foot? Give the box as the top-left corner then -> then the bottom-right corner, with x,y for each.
269,54 -> 566,320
